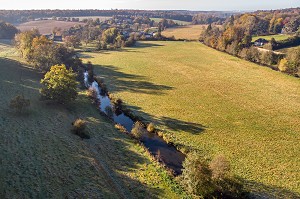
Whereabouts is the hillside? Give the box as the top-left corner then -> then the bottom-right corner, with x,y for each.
81,41 -> 300,197
0,42 -> 183,198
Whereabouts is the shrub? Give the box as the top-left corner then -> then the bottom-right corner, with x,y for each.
72,119 -> 90,139
181,153 -> 215,197
40,64 -> 78,104
182,153 -> 247,198
209,155 -> 230,180
9,95 -> 30,113
131,122 -> 145,140
105,106 -> 114,119
87,87 -> 99,104
147,123 -> 155,133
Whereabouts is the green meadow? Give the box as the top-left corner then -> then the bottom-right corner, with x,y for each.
81,41 -> 300,197
0,41 -> 184,198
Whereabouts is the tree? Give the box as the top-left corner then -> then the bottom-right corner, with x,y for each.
40,64 -> 78,104
64,35 -> 81,48
14,29 -> 40,59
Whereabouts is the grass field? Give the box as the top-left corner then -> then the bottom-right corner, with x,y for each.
252,34 -> 291,42
17,20 -> 84,34
151,18 -> 191,26
81,41 -> 300,197
162,25 -> 207,40
0,43 -> 185,198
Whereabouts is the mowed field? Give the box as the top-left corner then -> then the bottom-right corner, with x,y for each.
82,41 -> 300,197
0,43 -> 183,198
17,20 -> 84,34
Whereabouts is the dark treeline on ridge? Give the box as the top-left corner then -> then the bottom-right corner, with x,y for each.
0,9 -> 236,24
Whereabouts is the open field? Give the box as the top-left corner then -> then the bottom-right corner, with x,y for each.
150,18 -> 191,26
17,20 -> 84,34
0,44 -> 184,198
81,41 -> 300,197
252,34 -> 291,42
162,25 -> 206,40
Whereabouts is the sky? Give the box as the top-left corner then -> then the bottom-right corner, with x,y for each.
1,0 -> 299,11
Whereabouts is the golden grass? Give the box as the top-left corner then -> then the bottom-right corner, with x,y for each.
81,41 -> 300,197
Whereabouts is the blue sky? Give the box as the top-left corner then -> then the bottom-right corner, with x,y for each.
1,0 -> 299,10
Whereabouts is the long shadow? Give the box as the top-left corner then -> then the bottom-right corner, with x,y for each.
134,42 -> 165,48
94,64 -> 173,95
125,103 -> 206,135
244,179 -> 300,199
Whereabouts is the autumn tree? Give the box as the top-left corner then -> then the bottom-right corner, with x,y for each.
40,64 -> 78,104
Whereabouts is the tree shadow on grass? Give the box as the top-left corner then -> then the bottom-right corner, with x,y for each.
244,179 -> 300,199
124,103 -> 206,135
94,64 -> 173,95
134,42 -> 165,48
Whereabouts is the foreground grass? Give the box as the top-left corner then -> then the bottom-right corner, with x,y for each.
0,45 -> 184,198
252,34 -> 291,42
81,41 -> 300,197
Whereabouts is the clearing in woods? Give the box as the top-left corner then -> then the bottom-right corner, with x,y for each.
81,41 -> 300,197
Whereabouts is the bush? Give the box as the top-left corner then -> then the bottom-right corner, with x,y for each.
181,153 -> 215,197
182,153 -> 247,198
9,95 -> 30,113
105,106 -> 114,118
87,87 -> 99,104
131,122 -> 145,140
209,155 -> 230,180
72,119 -> 90,139
147,123 -> 155,133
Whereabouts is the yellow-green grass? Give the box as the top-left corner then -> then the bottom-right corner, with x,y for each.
81,41 -> 300,197
150,18 -> 191,26
252,34 -> 291,42
162,25 -> 207,40
0,44 -> 184,198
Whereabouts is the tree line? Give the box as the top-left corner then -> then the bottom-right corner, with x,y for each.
0,9 -> 194,24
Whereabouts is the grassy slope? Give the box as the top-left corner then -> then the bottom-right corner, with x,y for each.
82,41 -> 300,196
162,25 -> 206,40
0,42 -> 182,198
252,34 -> 290,42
